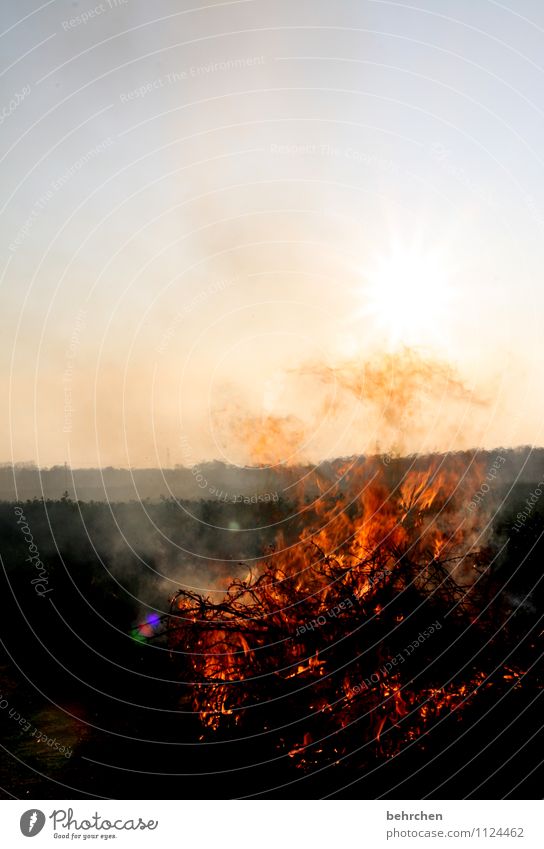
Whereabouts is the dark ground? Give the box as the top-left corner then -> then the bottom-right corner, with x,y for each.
0,456 -> 542,799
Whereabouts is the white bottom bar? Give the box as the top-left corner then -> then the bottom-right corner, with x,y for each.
2,800 -> 543,847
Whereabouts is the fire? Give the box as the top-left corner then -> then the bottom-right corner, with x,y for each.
163,352 -> 531,771
165,444 -> 528,769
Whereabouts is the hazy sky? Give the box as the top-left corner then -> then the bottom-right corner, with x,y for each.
1,0 -> 544,467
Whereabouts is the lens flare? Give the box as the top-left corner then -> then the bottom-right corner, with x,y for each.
354,242 -> 455,347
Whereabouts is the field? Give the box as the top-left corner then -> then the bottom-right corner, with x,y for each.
0,450 -> 542,799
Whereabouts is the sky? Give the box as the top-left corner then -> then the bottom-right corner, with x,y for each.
1,0 -> 544,468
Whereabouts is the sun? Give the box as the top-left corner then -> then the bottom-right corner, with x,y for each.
354,243 -> 455,347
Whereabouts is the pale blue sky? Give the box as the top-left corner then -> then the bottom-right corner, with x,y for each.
1,0 -> 543,466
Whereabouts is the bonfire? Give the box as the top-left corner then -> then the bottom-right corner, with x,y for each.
166,453 -> 527,769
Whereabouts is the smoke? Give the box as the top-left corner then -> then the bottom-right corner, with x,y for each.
214,347 -> 486,465
217,412 -> 308,467
300,346 -> 480,420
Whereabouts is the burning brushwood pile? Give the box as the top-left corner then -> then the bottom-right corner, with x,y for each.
166,454 -> 533,769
